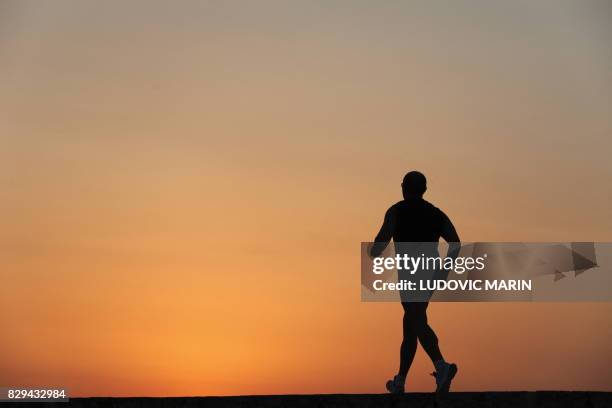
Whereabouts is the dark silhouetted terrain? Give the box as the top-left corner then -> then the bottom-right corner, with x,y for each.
11,392 -> 611,408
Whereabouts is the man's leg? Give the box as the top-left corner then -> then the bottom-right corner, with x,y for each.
405,302 -> 457,393
386,302 -> 418,394
409,302 -> 443,363
398,305 -> 418,377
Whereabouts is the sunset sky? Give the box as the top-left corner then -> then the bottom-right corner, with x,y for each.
1,0 -> 611,396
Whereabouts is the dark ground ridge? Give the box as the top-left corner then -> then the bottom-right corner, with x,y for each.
5,392 -> 611,408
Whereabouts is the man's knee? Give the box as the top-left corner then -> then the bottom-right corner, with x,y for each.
404,313 -> 428,334
425,326 -> 439,344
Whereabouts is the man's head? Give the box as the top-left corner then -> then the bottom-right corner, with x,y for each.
402,171 -> 427,198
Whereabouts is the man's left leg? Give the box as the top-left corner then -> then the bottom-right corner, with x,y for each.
409,302 -> 442,362
408,302 -> 458,393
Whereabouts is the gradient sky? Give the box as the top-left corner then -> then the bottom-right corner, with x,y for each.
1,0 -> 611,396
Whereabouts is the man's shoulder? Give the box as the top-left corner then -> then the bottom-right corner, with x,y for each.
422,199 -> 442,212
406,199 -> 448,218
390,199 -> 442,210
422,200 -> 451,221
388,199 -> 448,217
386,201 -> 405,214
379,201 -> 402,220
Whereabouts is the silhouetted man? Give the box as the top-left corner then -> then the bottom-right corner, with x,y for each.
370,171 -> 460,394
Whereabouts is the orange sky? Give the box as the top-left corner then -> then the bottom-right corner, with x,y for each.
1,0 -> 611,396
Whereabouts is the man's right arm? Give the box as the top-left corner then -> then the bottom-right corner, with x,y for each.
369,206 -> 396,258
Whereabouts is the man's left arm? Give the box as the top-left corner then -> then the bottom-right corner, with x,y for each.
440,211 -> 461,259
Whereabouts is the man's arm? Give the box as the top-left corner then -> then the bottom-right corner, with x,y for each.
369,207 -> 396,257
440,212 -> 461,259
